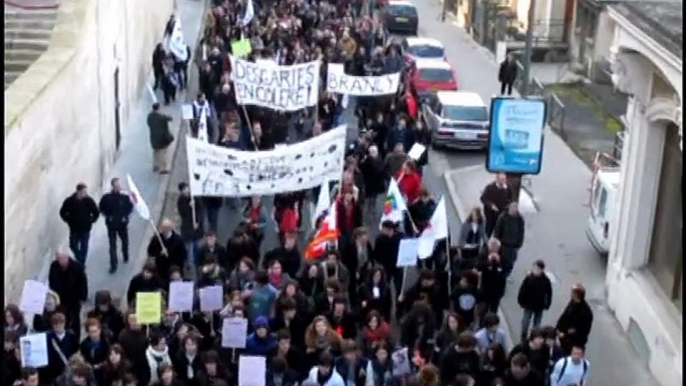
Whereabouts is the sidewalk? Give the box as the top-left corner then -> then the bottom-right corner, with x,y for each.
412,1 -> 659,385
34,0 -> 207,308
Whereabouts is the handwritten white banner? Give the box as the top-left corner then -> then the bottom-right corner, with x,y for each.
230,57 -> 321,111
326,63 -> 400,96
187,125 -> 347,197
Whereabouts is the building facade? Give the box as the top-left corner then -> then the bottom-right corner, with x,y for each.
605,3 -> 682,386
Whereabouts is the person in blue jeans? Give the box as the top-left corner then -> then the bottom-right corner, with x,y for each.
516,260 -> 553,342
59,183 -> 100,266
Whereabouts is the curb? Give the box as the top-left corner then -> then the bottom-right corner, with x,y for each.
443,169 -> 516,350
128,0 -> 209,299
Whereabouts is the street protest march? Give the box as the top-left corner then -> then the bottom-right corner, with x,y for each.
230,57 -> 321,111
186,125 -> 347,196
326,63 -> 400,96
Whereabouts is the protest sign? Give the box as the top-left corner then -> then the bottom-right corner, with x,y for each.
221,317 -> 249,348
239,356 -> 267,386
20,333 -> 48,368
181,104 -> 194,120
135,292 -> 162,325
326,63 -> 400,96
391,347 -> 411,376
199,285 -> 224,312
168,281 -> 194,313
19,280 -> 48,315
231,39 -> 252,58
408,143 -> 427,160
230,57 -> 320,111
396,238 -> 419,267
186,125 -> 346,197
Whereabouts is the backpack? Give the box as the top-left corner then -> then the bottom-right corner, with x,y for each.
557,357 -> 589,385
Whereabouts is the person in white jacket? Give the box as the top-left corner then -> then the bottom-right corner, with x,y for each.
306,352 -> 346,386
549,345 -> 590,386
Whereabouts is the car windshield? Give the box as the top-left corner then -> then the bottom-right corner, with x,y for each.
418,68 -> 452,82
390,5 -> 416,15
443,105 -> 488,121
409,45 -> 444,58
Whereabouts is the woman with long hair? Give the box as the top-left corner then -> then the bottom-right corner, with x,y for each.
100,344 -> 131,386
304,315 -> 343,367
151,362 -> 183,386
458,207 -> 485,261
4,304 -> 27,336
79,318 -> 111,382
361,311 -> 391,357
32,291 -> 63,333
435,313 -> 462,358
227,257 -> 255,296
275,280 -> 310,318
357,267 -> 392,322
298,262 -> 324,316
366,341 -> 394,386
476,342 -> 508,386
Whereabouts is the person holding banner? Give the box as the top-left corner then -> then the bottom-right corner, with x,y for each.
48,252 -> 88,341
147,219 -> 187,288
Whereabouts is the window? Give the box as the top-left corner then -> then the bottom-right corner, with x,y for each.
442,105 -> 488,121
408,45 -> 445,59
597,188 -> 608,218
648,123 -> 682,309
418,69 -> 452,82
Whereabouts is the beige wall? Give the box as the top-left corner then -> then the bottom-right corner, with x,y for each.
3,0 -> 173,303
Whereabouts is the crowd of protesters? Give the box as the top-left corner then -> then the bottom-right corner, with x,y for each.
4,1 -> 595,386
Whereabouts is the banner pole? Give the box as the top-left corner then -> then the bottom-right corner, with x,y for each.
446,236 -> 452,298
149,219 -> 169,256
241,105 -> 259,151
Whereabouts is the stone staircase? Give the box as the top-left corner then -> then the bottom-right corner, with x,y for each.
4,5 -> 59,90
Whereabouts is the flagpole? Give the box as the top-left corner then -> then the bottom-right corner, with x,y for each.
241,106 -> 259,151
446,234 -> 452,298
149,219 -> 169,256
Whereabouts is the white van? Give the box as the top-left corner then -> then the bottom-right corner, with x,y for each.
586,168 -> 620,255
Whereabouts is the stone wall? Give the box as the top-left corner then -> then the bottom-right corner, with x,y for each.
4,0 -> 174,303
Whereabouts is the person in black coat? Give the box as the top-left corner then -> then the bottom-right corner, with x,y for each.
556,283 -> 594,355
327,297 -> 357,340
118,314 -> 150,385
80,319 -> 112,384
98,177 -> 134,273
439,332 -> 481,384
501,352 -> 545,386
408,190 -> 436,233
172,334 -> 204,386
479,173 -> 513,238
373,221 -> 402,292
126,262 -> 164,306
399,302 -> 436,354
177,183 -> 205,278
59,183 -> 99,265
478,248 -> 507,315
342,227 -> 374,302
270,299 -> 309,352
87,290 -> 126,342
147,219 -> 187,286
42,312 -> 79,384
494,202 -> 525,278
400,270 -> 446,323
357,266 -> 392,322
49,252 -> 88,340
196,232 -> 228,269
270,330 -> 307,381
264,234 -> 302,279
267,356 -> 299,386
226,228 -> 260,271
498,53 -> 518,96
3,331 -> 21,386
359,146 -> 386,215
517,260 -> 553,342
152,43 -> 166,90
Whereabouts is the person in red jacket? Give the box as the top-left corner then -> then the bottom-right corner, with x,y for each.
397,160 -> 422,203
405,90 -> 418,122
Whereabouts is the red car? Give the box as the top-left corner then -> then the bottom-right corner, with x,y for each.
405,59 -> 458,97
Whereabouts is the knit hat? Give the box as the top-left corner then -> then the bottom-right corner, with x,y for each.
255,316 -> 269,329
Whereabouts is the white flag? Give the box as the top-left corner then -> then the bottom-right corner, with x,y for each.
127,174 -> 150,221
311,180 -> 331,229
169,17 -> 188,62
194,101 -> 210,142
417,197 -> 448,259
242,0 -> 254,26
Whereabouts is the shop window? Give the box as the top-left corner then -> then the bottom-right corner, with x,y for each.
647,122 -> 682,309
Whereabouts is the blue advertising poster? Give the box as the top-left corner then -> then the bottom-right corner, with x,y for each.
486,97 -> 547,175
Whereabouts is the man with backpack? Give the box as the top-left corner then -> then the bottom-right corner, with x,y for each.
549,344 -> 590,386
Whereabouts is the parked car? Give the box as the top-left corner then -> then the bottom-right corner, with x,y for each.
406,59 -> 458,98
421,91 -> 490,150
586,167 -> 620,255
381,0 -> 419,35
401,37 -> 446,63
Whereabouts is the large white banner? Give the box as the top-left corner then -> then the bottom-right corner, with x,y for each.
326,63 -> 400,96
169,17 -> 188,62
187,125 -> 347,197
230,57 -> 321,111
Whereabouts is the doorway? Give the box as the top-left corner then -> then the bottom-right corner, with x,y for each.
114,68 -> 122,151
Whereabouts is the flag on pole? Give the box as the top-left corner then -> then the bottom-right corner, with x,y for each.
305,202 -> 338,260
127,174 -> 151,221
242,0 -> 254,26
417,197 -> 448,259
379,178 -> 407,227
311,180 -> 331,229
169,16 -> 188,62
